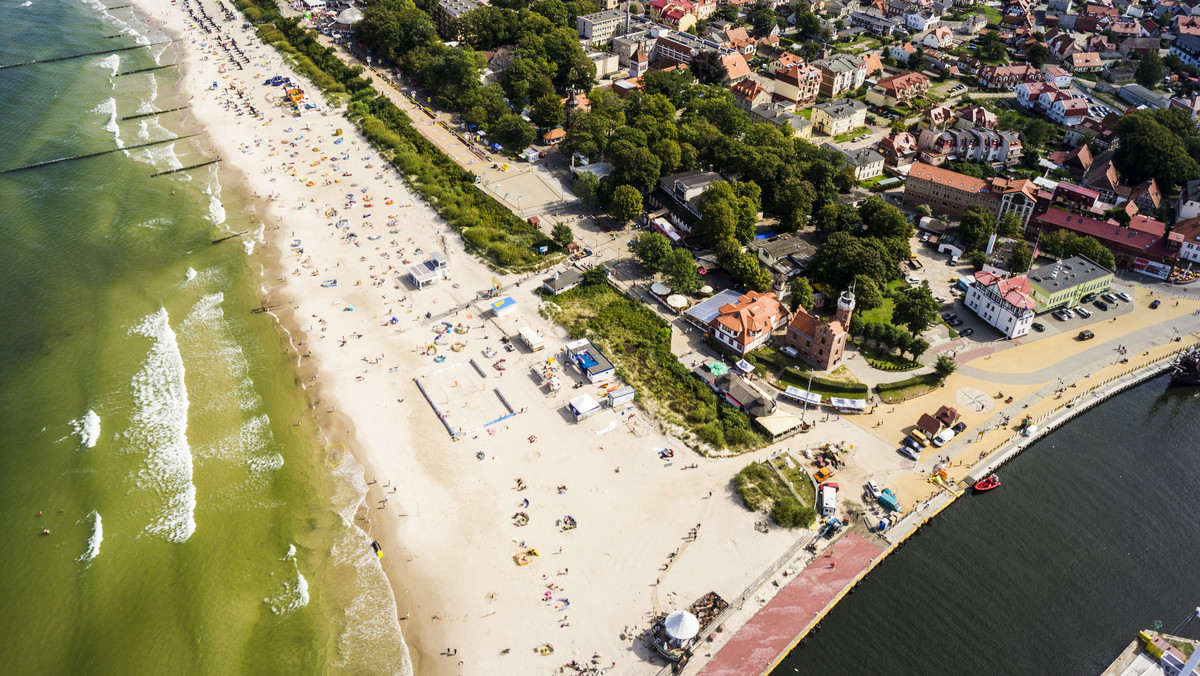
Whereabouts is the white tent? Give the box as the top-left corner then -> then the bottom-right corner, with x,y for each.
666,294 -> 688,309
664,610 -> 700,641
735,359 -> 754,373
336,6 -> 363,23
650,282 -> 671,296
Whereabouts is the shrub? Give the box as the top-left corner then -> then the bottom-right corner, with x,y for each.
770,496 -> 815,528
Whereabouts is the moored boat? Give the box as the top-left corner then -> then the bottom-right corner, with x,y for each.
973,474 -> 1001,492
1170,348 -> 1200,385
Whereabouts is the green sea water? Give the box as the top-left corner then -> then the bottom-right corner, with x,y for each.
0,2 -> 408,673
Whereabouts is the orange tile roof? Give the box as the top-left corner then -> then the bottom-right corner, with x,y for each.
712,291 -> 783,344
908,162 -> 988,193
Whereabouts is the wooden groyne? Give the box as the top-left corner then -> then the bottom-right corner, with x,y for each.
121,105 -> 189,121
211,230 -> 247,244
1,134 -> 198,174
0,41 -> 174,70
117,64 -> 177,77
151,158 -> 220,178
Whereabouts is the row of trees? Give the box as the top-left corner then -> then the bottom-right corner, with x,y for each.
851,319 -> 931,362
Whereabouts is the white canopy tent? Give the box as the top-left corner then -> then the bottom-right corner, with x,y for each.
782,386 -> 821,406
664,610 -> 700,641
829,397 -> 867,411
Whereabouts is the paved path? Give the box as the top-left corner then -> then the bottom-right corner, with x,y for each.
698,532 -> 883,676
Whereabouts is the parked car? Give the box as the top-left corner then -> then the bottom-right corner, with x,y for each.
949,318 -> 964,327
1094,300 -> 1109,311
951,421 -> 967,433
1074,306 -> 1091,318
1101,293 -> 1118,304
959,327 -> 974,337
866,480 -> 882,499
942,313 -> 958,321
906,275 -> 921,285
1117,291 -> 1132,302
1078,330 -> 1095,341
1032,322 -> 1045,332
1151,299 -> 1161,309
932,427 -> 957,447
1053,310 -> 1069,321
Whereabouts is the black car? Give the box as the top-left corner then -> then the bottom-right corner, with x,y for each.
952,422 -> 966,433
942,313 -> 958,321
1150,299 -> 1161,309
1031,322 -> 1045,332
1094,300 -> 1109,311
949,318 -> 964,327
959,327 -> 974,337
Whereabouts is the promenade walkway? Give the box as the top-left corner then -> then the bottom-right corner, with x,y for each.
698,533 -> 883,676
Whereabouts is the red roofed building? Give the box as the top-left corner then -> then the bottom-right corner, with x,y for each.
784,289 -> 855,370
720,52 -> 752,84
730,79 -> 770,110
1129,213 -> 1166,237
964,270 -> 1036,338
648,0 -> 697,31
709,291 -> 788,355
1028,207 -> 1179,265
865,71 -> 931,106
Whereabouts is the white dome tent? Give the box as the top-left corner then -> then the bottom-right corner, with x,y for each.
663,609 -> 700,642
336,6 -> 363,24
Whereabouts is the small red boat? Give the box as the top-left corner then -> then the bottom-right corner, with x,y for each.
973,474 -> 1001,492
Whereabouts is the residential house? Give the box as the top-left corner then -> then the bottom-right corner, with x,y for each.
916,128 -> 1023,166
923,25 -> 955,49
1130,179 -> 1162,212
649,170 -> 724,231
823,143 -> 886,180
1048,94 -> 1090,125
877,131 -> 919,168
1015,81 -> 1060,109
694,0 -> 716,19
1170,94 -> 1200,120
783,289 -> 856,370
1049,145 -> 1094,177
865,71 -> 932,107
890,42 -> 918,63
748,233 -> 818,275
542,269 -> 584,295
903,163 -> 1038,224
812,98 -> 868,135
707,291 -> 788,355
1170,33 -> 1200,67
979,63 -> 1043,88
1051,181 -> 1100,210
648,0 -> 697,32
766,51 -> 804,74
751,102 -> 816,139
962,13 -> 987,34
905,10 -> 939,30
964,270 -> 1036,338
730,79 -> 770,110
1028,207 -> 1178,265
773,63 -> 823,106
1042,65 -> 1073,88
576,9 -> 627,43
922,105 -> 954,130
1083,157 -> 1128,204
814,54 -> 866,97
1173,217 -> 1200,264
436,0 -> 477,39
955,104 -> 998,129
849,9 -> 904,35
1069,52 -> 1104,72
1048,32 -> 1080,61
721,52 -> 753,84
1085,34 -> 1112,53
1119,37 -> 1161,57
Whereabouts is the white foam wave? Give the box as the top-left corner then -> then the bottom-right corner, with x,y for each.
70,410 -> 102,448
128,308 -> 196,543
284,543 -> 297,561
78,512 -> 103,562
137,119 -> 149,140
22,2 -> 32,7
92,97 -> 122,148
203,182 -> 226,225
185,267 -> 197,281
266,546 -> 310,614
97,54 -> 119,78
136,74 -> 158,115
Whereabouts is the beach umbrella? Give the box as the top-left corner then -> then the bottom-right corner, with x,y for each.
663,610 -> 699,641
650,282 -> 671,296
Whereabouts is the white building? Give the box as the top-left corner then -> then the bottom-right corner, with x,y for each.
964,270 -> 1035,339
905,10 -> 939,31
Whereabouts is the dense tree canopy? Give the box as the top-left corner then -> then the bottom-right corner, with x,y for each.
892,286 -> 939,336
609,184 -> 644,222
1136,51 -> 1164,88
958,206 -> 996,253
788,277 -> 815,313
810,232 -> 896,290
1113,109 -> 1200,190
689,51 -> 728,85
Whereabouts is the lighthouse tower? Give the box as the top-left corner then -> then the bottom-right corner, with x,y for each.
835,289 -> 856,328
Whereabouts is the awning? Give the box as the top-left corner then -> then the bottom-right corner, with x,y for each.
782,386 -> 822,405
706,361 -> 729,376
829,397 -> 867,410
735,359 -> 754,373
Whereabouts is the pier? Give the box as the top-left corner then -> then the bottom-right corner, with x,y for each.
117,64 -> 177,77
151,158 -> 220,178
121,105 -> 189,121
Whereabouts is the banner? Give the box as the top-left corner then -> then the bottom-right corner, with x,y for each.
1132,257 -> 1171,280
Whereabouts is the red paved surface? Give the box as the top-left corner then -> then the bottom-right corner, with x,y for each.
698,532 -> 883,676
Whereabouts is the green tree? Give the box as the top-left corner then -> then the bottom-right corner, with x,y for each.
1027,43 -> 1049,69
491,112 -> 537,150
977,31 -> 1007,61
1113,110 -> 1200,189
551,222 -> 574,248
999,212 -> 1023,238
907,336 -> 930,361
892,285 -> 939,336
934,354 -> 957,380
1136,51 -> 1164,88
689,50 -> 728,85
812,203 -> 860,235
573,170 -> 600,204
853,274 -> 884,312
652,138 -> 682,174
531,0 -> 568,26
908,47 -> 927,72
529,94 -> 565,130
750,4 -> 778,36
665,249 -> 702,293
890,118 -> 908,135
696,200 -> 738,250
609,184 -> 644,222
914,204 -> 932,218
631,231 -> 673,271
958,206 -> 996,252
726,251 -> 773,292
810,232 -> 894,289
859,196 -> 913,240
788,276 -> 815,313
582,263 -> 609,286
1022,119 -> 1056,148
1009,241 -> 1032,273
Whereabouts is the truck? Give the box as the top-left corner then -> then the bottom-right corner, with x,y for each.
517,326 -> 544,351
878,488 -> 902,513
819,482 -> 839,518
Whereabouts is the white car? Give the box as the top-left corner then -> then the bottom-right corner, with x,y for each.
866,480 -> 882,499
1117,291 -> 1132,302
932,427 -> 957,447
906,275 -> 921,284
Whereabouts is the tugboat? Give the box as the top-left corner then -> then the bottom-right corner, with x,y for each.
973,474 -> 1001,492
1171,348 -> 1200,386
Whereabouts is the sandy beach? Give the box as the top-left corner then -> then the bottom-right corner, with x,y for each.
120,2 -> 853,674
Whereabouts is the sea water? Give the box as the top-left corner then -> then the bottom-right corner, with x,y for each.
0,2 -> 409,673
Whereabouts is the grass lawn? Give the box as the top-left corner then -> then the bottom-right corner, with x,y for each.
772,453 -> 816,508
877,372 -> 943,403
795,108 -> 812,119
859,279 -> 905,324
834,126 -> 872,143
